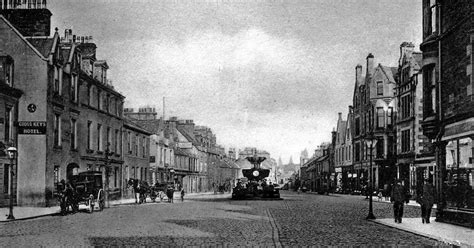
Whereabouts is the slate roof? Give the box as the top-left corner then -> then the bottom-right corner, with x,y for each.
59,45 -> 72,65
176,126 -> 197,145
123,118 -> 153,135
380,65 -> 397,83
132,119 -> 162,134
26,37 -> 54,57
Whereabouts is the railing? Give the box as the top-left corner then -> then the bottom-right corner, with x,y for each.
1,0 -> 46,10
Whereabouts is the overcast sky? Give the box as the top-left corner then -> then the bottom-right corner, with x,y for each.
49,0 -> 422,164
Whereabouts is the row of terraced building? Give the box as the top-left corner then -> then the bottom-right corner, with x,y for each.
299,0 -> 473,228
0,2 -> 240,208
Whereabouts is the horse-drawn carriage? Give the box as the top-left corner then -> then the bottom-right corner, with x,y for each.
127,179 -> 175,203
58,171 -> 105,214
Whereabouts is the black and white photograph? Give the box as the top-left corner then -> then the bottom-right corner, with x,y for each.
0,0 -> 473,246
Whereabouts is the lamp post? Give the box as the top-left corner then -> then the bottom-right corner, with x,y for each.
365,134 -> 377,220
6,146 -> 17,220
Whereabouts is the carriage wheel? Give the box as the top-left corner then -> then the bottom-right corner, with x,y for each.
88,194 -> 94,213
98,189 -> 105,211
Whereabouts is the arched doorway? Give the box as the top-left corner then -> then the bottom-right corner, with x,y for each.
66,163 -> 79,181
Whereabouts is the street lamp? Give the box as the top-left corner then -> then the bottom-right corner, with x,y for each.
364,134 -> 377,220
6,146 -> 17,220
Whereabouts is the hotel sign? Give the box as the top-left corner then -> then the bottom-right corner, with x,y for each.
18,121 -> 47,135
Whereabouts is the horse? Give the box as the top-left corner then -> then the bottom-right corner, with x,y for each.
57,180 -> 79,215
127,178 -> 150,204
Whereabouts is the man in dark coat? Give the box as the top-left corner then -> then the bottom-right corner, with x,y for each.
391,179 -> 409,223
420,179 -> 435,223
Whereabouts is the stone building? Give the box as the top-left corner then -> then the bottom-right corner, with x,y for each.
367,59 -> 398,190
0,4 -> 126,206
395,42 -> 435,196
352,54 -> 398,193
122,118 -> 151,197
306,142 -> 332,193
334,108 -> 354,193
0,54 -> 22,207
420,0 -> 473,227
0,8 -> 54,206
351,63 -> 367,192
334,113 -> 346,192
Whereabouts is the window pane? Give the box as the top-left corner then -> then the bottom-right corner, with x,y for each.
377,81 -> 383,95
377,108 -> 384,128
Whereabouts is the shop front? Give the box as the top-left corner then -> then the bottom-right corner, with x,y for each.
412,157 -> 436,199
437,119 -> 474,228
340,166 -> 353,194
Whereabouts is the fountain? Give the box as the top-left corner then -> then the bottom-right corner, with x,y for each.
232,154 -> 281,200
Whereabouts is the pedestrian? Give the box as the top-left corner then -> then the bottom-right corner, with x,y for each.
419,179 -> 435,224
180,188 -> 185,202
391,179 -> 409,223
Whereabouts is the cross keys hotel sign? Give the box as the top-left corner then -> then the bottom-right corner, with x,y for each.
17,121 -> 47,135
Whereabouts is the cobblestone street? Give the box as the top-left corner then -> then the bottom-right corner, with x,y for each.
0,191 -> 452,247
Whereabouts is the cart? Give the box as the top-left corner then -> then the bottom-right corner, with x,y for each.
69,171 -> 105,213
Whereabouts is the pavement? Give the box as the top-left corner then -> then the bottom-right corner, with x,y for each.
1,191 -> 473,247
302,191 -> 473,247
374,217 -> 473,247
0,191 -> 217,222
364,196 -> 473,247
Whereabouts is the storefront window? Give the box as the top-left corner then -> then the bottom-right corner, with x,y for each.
445,137 -> 473,209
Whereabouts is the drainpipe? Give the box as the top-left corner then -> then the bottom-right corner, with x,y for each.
435,0 -> 446,213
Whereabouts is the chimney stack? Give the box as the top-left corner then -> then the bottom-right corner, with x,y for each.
338,112 -> 342,120
0,6 -> 52,37
355,64 -> 363,85
399,42 -> 415,66
366,53 -> 374,78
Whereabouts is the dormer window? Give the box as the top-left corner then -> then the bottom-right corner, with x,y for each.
377,81 -> 383,95
54,66 -> 63,95
102,68 -> 106,83
70,74 -> 79,103
0,56 -> 14,86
